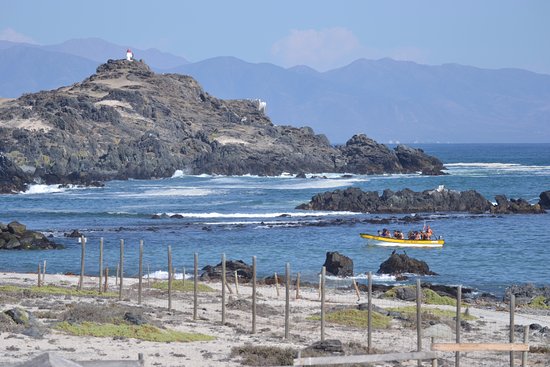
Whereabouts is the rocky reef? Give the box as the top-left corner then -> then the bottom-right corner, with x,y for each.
0,59 -> 444,193
296,186 -> 546,214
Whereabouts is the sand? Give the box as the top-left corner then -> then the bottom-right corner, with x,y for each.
0,272 -> 549,367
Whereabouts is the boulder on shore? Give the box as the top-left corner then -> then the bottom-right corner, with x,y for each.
539,190 -> 550,209
323,251 -> 354,277
200,259 -> 252,282
377,252 -> 437,276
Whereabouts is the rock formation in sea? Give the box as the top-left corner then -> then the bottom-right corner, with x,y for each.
0,59 -> 444,193
296,186 -> 546,214
0,221 -> 63,250
539,190 -> 550,209
323,251 -> 354,277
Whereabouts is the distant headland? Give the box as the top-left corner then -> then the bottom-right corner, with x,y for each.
0,59 -> 444,193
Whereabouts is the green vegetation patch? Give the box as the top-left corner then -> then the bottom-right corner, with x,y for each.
231,345 -> 295,366
384,286 -> 460,306
56,322 -> 215,342
151,280 -> 214,293
0,285 -> 117,297
528,296 -> 549,309
387,306 -> 476,321
308,309 -> 391,329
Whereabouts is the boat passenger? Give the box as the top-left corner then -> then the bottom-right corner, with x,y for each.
381,228 -> 391,237
413,231 -> 421,240
425,225 -> 433,239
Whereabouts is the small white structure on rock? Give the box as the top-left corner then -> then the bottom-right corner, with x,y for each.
126,49 -> 134,61
256,99 -> 267,113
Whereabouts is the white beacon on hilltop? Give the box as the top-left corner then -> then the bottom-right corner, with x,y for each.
126,49 -> 134,61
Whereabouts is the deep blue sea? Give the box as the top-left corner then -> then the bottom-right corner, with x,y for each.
1,143 -> 549,296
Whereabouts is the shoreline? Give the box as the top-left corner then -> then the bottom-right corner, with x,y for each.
1,271 -> 549,366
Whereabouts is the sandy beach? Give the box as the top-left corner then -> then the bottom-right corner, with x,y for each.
1,271 -> 549,367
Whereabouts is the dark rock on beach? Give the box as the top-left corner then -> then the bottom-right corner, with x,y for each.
201,259 -> 253,282
323,251 -> 354,277
0,221 -> 63,250
377,252 -> 437,276
0,59 -> 445,193
297,186 -> 545,214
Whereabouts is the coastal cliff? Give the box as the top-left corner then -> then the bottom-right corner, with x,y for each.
0,59 -> 444,192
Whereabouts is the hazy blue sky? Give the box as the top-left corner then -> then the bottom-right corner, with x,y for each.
1,0 -> 549,74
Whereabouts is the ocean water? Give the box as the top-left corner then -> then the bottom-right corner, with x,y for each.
1,143 -> 549,296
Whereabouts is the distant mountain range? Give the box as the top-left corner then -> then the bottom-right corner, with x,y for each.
1,38 -> 549,143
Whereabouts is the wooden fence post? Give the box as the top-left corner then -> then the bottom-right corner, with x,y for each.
321,266 -> 326,342
274,272 -> 280,297
98,238 -> 103,293
78,236 -> 86,290
510,294 -> 515,367
456,285 -> 462,367
168,245 -> 172,311
115,263 -> 119,286
416,279 -> 422,367
104,266 -> 109,292
252,256 -> 257,334
234,270 -> 239,295
368,271 -> 372,353
221,254 -> 226,325
119,239 -> 124,301
285,263 -> 290,340
147,263 -> 151,288
37,263 -> 41,287
193,253 -> 198,321
42,260 -> 46,284
521,325 -> 529,367
296,272 -> 301,299
352,279 -> 360,301
182,267 -> 186,286
138,240 -> 143,304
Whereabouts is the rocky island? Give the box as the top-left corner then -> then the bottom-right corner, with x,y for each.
296,186 -> 547,214
0,59 -> 444,193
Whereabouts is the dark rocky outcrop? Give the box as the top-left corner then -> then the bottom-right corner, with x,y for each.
200,259 -> 252,282
323,251 -> 353,277
0,154 -> 31,193
0,59 -> 444,193
539,190 -> 550,209
504,284 -> 550,306
377,252 -> 437,276
297,186 -> 545,214
0,221 -> 63,250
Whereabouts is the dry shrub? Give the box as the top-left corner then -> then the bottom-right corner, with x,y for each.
231,344 -> 295,366
60,303 -> 148,325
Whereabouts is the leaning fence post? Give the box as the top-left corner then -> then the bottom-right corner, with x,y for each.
352,278 -> 360,301
274,272 -> 280,297
416,279 -> 422,367
510,294 -> 515,367
234,270 -> 239,295
321,266 -> 326,342
168,245 -> 172,311
119,239 -> 124,301
221,253 -> 226,325
285,262 -> 290,339
138,240 -> 143,304
252,255 -> 257,334
456,285 -> 462,367
521,325 -> 529,367
193,252 -> 198,321
367,271 -> 372,353
78,236 -> 86,290
98,238 -> 103,293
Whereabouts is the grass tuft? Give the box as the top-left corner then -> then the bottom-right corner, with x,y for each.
151,280 -> 214,292
0,285 -> 117,297
528,296 -> 549,309
308,309 -> 391,329
56,321 -> 215,342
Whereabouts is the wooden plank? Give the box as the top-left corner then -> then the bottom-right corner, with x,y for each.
431,343 -> 529,352
293,351 -> 437,365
